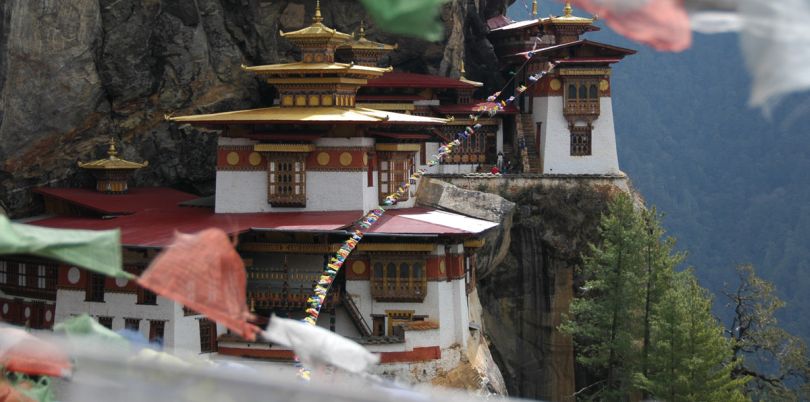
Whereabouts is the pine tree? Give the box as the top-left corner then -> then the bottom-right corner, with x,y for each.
640,270 -> 749,402
562,193 -> 647,400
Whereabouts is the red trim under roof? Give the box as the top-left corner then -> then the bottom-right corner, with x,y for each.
365,72 -> 478,90
434,101 -> 519,115
34,187 -> 198,215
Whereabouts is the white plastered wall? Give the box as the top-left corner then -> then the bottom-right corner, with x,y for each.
216,136 -> 380,213
533,96 -> 621,175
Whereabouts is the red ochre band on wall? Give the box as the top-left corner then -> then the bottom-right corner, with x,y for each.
217,346 -> 441,364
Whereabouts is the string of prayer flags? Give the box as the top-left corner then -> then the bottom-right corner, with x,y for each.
296,58 -> 558,380
0,216 -> 129,280
0,378 -> 34,402
0,327 -> 71,378
358,0 -> 450,42
136,228 -> 260,341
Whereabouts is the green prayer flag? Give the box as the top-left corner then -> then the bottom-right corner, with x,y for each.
0,215 -> 131,279
358,0 -> 450,42
8,373 -> 56,402
54,314 -> 128,347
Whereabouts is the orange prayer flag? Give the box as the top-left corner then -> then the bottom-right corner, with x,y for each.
0,328 -> 71,378
0,380 -> 35,402
570,0 -> 691,52
136,229 -> 260,341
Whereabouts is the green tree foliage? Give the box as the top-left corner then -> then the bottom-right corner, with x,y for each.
561,193 -> 646,399
640,270 -> 748,402
725,265 -> 810,400
563,194 -> 748,401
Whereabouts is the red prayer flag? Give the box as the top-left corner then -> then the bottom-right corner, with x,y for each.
570,0 -> 691,52
136,229 -> 260,341
0,380 -> 34,402
0,328 -> 71,378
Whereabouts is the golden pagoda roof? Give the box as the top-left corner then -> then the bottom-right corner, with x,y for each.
279,0 -> 353,42
241,62 -> 391,76
168,106 -> 447,125
340,21 -> 398,51
459,61 -> 483,88
78,138 -> 149,170
546,1 -> 595,24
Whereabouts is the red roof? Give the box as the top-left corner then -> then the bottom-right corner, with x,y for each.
366,208 -> 497,235
28,188 -> 496,247
30,208 -> 361,248
509,39 -> 637,61
365,72 -> 478,90
34,187 -> 198,215
486,15 -> 514,30
434,101 -> 519,115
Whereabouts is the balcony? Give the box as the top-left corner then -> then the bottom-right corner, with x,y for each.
370,278 -> 427,302
564,100 -> 600,116
248,286 -> 341,310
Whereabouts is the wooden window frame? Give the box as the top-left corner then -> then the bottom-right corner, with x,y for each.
199,318 -> 217,353
124,318 -> 140,332
97,316 -> 113,329
267,153 -> 307,207
370,256 -> 427,302
86,273 -> 105,302
149,320 -> 166,345
378,153 -> 414,204
0,261 -> 6,284
570,125 -> 592,156
137,288 -> 158,305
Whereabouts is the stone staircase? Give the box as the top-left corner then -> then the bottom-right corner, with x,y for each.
343,291 -> 372,337
516,114 -> 542,173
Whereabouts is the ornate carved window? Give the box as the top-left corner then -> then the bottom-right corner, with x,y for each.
97,316 -> 113,329
125,318 -> 140,331
268,154 -> 306,207
0,261 -> 7,284
570,125 -> 592,156
378,153 -> 414,203
564,79 -> 600,116
370,257 -> 427,302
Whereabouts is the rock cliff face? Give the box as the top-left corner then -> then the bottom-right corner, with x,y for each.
436,175 -> 628,400
0,0 -> 512,216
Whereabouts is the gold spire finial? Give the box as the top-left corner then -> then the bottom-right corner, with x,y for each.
531,0 -> 538,17
313,0 -> 323,23
563,1 -> 573,17
359,20 -> 366,39
460,60 -> 466,77
107,137 -> 118,158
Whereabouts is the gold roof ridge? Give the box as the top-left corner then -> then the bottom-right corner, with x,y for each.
78,138 -> 149,170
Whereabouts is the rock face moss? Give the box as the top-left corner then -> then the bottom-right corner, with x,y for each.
476,181 -> 620,400
0,0 -> 512,216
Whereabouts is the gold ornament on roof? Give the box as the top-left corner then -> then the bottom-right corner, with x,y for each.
459,60 -> 483,87
547,1 -> 595,24
77,138 -> 149,170
532,0 -> 538,17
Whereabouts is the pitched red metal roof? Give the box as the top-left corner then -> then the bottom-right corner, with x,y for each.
29,208 -> 361,248
486,15 -> 514,30
509,39 -> 637,61
34,187 -> 198,215
365,72 -> 478,90
366,208 -> 497,235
